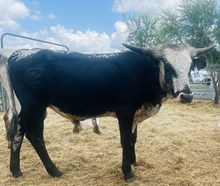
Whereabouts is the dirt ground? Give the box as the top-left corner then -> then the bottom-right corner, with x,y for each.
0,100 -> 220,186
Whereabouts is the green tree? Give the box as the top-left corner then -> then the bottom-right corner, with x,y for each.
160,10 -> 184,44
124,14 -> 166,47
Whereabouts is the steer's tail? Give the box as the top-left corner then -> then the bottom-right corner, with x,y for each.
0,51 -> 20,141
6,108 -> 19,141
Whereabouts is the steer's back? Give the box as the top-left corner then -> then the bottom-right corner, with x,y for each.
8,49 -> 162,117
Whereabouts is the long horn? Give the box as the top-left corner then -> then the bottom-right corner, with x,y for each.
122,43 -> 161,58
191,45 -> 215,57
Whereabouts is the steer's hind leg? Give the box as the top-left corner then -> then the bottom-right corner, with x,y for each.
72,120 -> 82,133
92,118 -> 101,134
10,122 -> 25,177
25,107 -> 62,177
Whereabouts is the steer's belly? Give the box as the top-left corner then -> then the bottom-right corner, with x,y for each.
49,105 -> 116,122
49,103 -> 161,133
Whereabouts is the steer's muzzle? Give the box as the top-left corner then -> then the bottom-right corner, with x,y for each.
175,86 -> 193,103
178,93 -> 193,103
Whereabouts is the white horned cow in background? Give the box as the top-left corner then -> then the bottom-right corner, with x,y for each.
0,43 -> 213,182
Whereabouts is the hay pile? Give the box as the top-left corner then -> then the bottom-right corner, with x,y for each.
0,100 -> 220,186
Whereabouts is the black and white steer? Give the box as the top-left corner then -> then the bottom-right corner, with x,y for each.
0,44 -> 213,181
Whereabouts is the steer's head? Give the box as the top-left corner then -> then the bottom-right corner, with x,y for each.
123,43 -> 214,103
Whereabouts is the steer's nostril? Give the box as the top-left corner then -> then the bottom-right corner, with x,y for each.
180,94 -> 193,103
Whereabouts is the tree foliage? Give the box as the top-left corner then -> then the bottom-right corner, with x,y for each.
124,14 -> 166,47
124,0 -> 220,104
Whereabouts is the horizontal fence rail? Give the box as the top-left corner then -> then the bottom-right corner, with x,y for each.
1,33 -> 70,51
190,81 -> 215,100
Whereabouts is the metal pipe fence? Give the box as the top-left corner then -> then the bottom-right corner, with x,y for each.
0,33 -> 69,111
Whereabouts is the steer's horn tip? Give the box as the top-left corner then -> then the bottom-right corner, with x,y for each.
191,45 -> 215,57
122,43 -> 144,53
122,43 -> 134,50
206,45 -> 215,50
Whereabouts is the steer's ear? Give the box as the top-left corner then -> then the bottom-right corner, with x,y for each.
191,58 -> 207,70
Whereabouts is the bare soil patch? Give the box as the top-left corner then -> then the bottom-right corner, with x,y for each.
0,100 -> 220,186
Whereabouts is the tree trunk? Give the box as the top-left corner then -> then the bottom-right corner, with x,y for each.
214,94 -> 219,105
211,74 -> 220,105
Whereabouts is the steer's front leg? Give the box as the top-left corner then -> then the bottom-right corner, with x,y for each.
131,126 -> 137,166
117,106 -> 135,182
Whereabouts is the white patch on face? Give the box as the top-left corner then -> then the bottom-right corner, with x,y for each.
163,48 -> 192,93
12,49 -> 41,62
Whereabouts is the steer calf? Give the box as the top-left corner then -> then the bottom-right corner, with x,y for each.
0,43 -> 213,181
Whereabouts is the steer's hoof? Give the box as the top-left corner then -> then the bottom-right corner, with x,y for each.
48,167 -> 63,178
131,162 -> 138,166
12,170 -> 23,178
93,127 -> 101,134
73,126 -> 82,133
124,172 -> 135,182
52,170 -> 63,178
